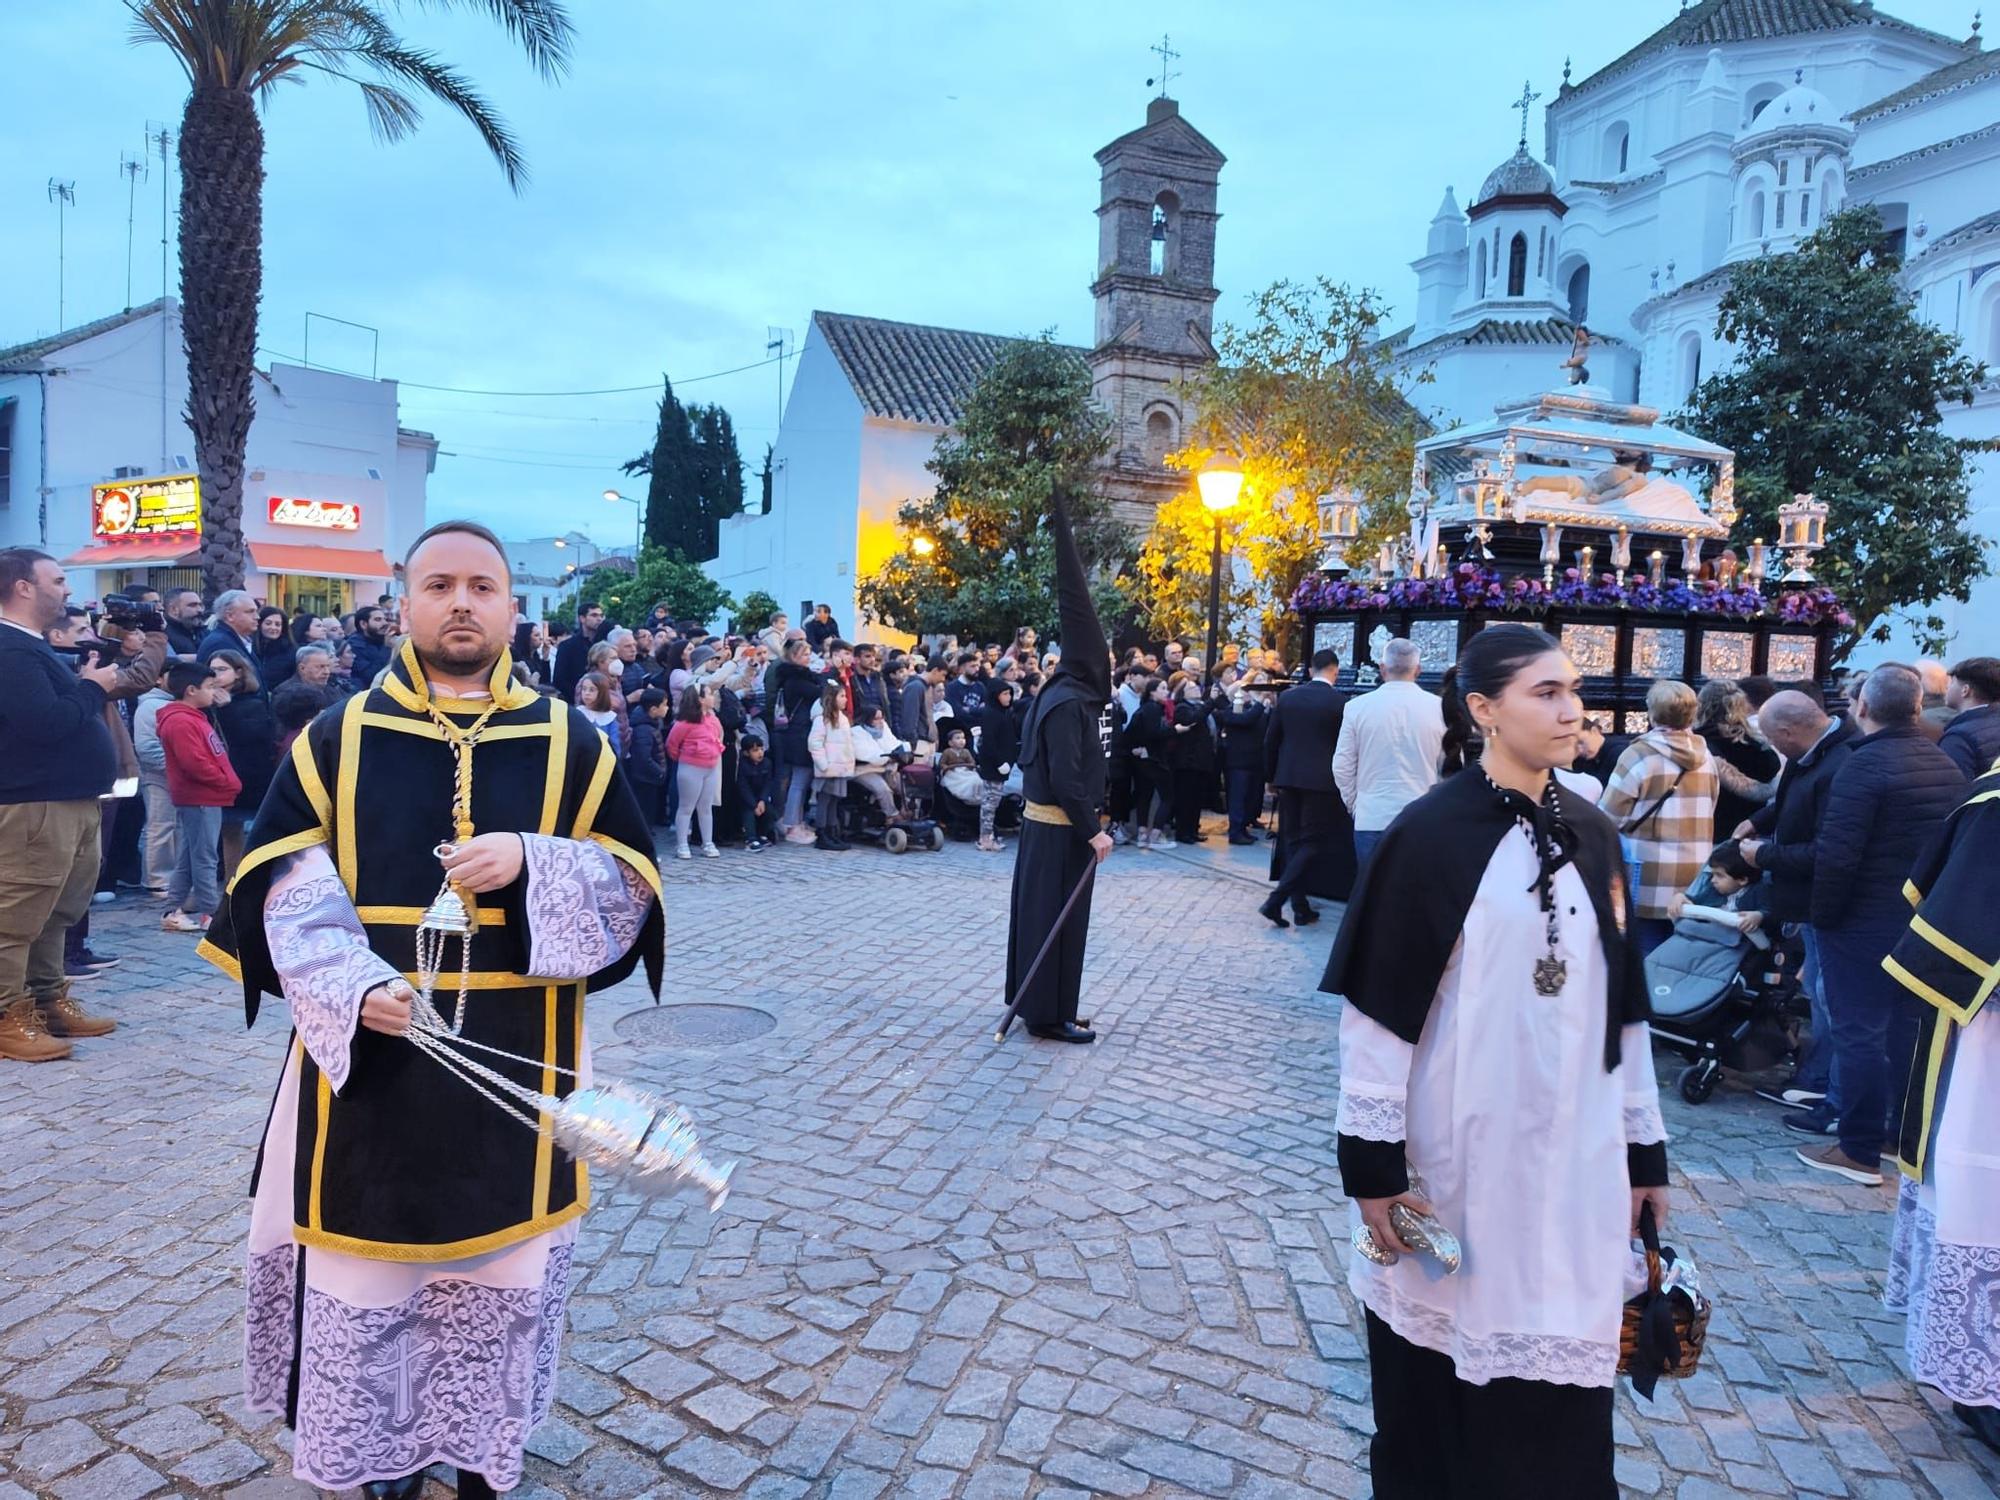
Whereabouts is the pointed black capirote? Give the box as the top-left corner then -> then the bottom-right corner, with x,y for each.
1045,485 -> 1111,702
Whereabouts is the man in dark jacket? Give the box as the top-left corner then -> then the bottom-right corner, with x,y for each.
552,602 -> 607,701
1215,684 -> 1270,845
162,587 -> 206,658
851,644 -> 892,727
1797,665 -> 1967,1186
0,550 -> 123,1061
1738,690 -> 1861,1114
195,589 -> 260,666
346,605 -> 395,688
1260,649 -> 1351,927
1938,656 -> 2000,780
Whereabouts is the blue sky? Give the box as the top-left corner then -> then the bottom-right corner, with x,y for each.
3,0 -> 1978,539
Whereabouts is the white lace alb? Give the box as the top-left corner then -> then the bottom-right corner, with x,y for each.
1885,1178 -> 2000,1405
1337,1087 -> 1408,1142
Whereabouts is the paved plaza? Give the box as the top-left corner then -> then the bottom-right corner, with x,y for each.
3,828 -> 1997,1500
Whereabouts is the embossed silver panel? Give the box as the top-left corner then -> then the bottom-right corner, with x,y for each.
1313,620 -> 1355,664
1368,623 -> 1393,665
1409,618 -> 1459,673
1630,627 -> 1685,679
1700,631 -> 1754,680
1768,633 -> 1817,680
1562,624 -> 1617,676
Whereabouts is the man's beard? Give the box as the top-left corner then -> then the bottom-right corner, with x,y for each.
416,624 -> 500,679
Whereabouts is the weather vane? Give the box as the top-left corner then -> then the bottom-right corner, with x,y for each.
1147,34 -> 1181,98
1512,80 -> 1542,148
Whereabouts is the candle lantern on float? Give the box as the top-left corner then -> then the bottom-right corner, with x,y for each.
1777,493 -> 1830,583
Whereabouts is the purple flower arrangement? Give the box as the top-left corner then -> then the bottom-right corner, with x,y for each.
1289,563 -> 1850,626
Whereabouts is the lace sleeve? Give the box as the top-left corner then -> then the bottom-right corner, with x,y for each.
263,846 -> 400,1093
1620,1022 -> 1669,1145
520,834 -> 656,979
1338,1002 -> 1415,1142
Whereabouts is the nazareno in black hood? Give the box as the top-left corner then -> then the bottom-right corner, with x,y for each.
1044,485 -> 1110,704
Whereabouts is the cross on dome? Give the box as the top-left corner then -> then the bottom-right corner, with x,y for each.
1512,80 -> 1542,148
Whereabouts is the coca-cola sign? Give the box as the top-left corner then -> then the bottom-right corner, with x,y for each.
268,496 -> 361,531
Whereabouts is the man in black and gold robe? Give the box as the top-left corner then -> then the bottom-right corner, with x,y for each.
1884,766 -> 2000,1453
200,520 -> 662,1498
1006,490 -> 1113,1044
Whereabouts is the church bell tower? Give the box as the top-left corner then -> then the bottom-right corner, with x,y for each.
1088,94 -> 1226,522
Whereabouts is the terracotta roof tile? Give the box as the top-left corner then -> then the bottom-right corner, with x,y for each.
813,312 -> 1085,428
0,299 -> 171,372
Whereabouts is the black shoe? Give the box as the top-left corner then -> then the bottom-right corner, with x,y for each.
1291,905 -> 1320,926
813,834 -> 848,851
1227,832 -> 1256,846
1953,1402 -> 2000,1455
74,947 -> 120,969
363,1475 -> 425,1500
1257,898 -> 1290,930
457,1470 -> 498,1500
1780,1106 -> 1838,1136
1027,1022 -> 1097,1044
1072,1016 -> 1094,1031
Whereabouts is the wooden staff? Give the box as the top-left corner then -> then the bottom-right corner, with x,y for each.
994,861 -> 1099,1043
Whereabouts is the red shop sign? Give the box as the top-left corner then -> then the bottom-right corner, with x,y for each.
269,496 -> 362,531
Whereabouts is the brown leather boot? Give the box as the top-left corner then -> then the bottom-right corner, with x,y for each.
0,998 -> 73,1062
40,993 -> 116,1038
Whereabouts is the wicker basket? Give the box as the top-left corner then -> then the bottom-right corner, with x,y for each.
1617,1203 -> 1710,1381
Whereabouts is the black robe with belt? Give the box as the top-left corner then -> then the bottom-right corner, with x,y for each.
1005,681 -> 1105,1028
199,642 -> 664,1261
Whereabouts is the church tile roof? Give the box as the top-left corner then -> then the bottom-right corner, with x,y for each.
1851,120 -> 2000,180
1852,46 -> 2000,120
1396,315 -> 1627,362
1909,207 -> 2000,262
1562,0 -> 1967,101
813,311 -> 1085,428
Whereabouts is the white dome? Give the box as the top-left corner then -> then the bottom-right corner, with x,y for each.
1740,80 -> 1843,139
1474,145 -> 1556,206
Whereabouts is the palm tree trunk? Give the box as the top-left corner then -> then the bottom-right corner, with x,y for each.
179,86 -> 263,601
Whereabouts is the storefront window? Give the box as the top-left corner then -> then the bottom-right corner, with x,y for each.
266,574 -> 355,619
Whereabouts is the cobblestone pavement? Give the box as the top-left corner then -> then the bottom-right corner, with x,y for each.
4,824 -> 1998,1500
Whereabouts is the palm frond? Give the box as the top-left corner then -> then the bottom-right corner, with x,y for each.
402,0 -> 575,81
354,38 -> 529,187
355,79 -> 424,142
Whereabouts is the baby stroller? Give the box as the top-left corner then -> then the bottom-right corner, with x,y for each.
836,755 -> 946,855
1646,911 -> 1807,1104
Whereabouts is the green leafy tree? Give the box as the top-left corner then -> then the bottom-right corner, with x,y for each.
1134,278 -> 1428,655
623,378 -> 744,562
858,334 -> 1129,643
1682,207 -> 1991,655
557,546 -> 733,630
130,0 -> 573,599
732,588 -> 782,635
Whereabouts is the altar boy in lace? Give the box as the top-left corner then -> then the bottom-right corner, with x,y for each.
1883,763 -> 2000,1456
200,522 -> 663,1497
1321,626 -> 1667,1499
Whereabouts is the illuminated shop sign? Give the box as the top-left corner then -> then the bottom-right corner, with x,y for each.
268,496 -> 362,531
92,474 -> 201,538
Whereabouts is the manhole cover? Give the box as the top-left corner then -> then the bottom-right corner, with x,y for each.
614,1003 -> 776,1048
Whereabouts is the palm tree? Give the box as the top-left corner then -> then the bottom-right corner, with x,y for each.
128,1 -> 574,598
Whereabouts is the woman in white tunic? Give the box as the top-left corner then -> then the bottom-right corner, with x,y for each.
1882,769 -> 2000,1455
1322,626 -> 1669,1499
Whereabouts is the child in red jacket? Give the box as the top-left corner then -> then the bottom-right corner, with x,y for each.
156,661 -> 241,932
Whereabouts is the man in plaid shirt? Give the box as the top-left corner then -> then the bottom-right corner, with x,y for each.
1600,679 -> 1719,955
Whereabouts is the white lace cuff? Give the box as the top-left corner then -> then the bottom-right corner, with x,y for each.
1337,1088 -> 1407,1142
263,847 -> 399,1093
1623,1094 -> 1668,1146
520,834 -> 654,979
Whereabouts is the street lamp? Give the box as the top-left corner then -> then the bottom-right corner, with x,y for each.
603,489 -> 642,557
1196,454 -> 1244,678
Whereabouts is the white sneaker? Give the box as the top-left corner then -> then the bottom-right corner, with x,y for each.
702,844 -> 720,858
161,910 -> 206,932
676,844 -> 692,861
1155,837 -> 1178,850
1110,825 -> 1129,846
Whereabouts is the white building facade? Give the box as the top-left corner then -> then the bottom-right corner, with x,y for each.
0,299 -> 435,615
1392,0 -> 1999,653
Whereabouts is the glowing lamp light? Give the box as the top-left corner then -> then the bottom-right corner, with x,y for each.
911,535 -> 937,557
1197,453 -> 1245,513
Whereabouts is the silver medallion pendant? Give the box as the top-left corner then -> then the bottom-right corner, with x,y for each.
1533,954 -> 1568,997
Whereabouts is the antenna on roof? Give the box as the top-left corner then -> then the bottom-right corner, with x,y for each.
766,327 -> 792,435
119,152 -> 149,312
1146,34 -> 1181,98
46,179 -> 75,329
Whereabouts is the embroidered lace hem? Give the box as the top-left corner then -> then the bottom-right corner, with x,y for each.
1885,1178 -> 2000,1405
1623,1096 -> 1668,1146
1336,1089 -> 1407,1142
1355,1280 -> 1617,1389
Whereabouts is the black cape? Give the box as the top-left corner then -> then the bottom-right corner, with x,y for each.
200,642 -> 664,1261
1320,768 -> 1647,1072
1891,770 -> 2000,1181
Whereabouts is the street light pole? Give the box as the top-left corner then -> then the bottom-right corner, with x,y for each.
1195,453 -> 1245,677
603,489 -> 643,557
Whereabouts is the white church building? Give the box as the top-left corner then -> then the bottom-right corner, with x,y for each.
1392,0 -> 1999,652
